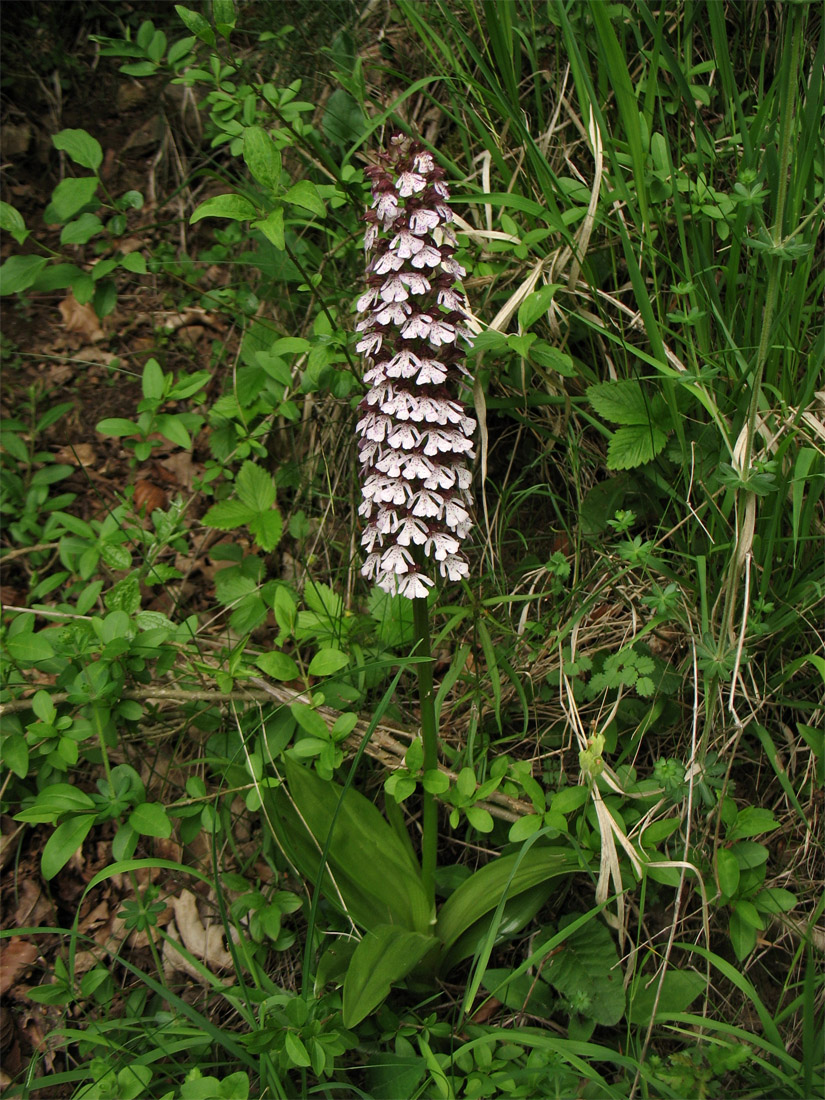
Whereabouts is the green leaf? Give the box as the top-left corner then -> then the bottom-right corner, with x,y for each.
120,252 -> 147,274
254,206 -> 285,250
190,193 -> 256,224
256,650 -> 300,681
60,213 -> 104,246
283,1032 -> 311,1069
716,848 -> 740,898
343,924 -> 437,1027
2,733 -> 29,779
0,200 -> 27,243
96,417 -> 139,437
212,0 -> 236,35
52,129 -> 103,172
0,255 -> 48,295
264,758 -> 430,934
517,283 -> 560,331
465,805 -> 494,833
727,807 -> 780,841
202,499 -> 255,531
606,424 -> 669,470
100,541 -> 132,571
587,381 -> 660,426
249,509 -> 282,553
282,180 -> 326,218
308,648 -> 349,677
154,413 -> 192,450
436,847 -> 581,965
5,631 -> 55,664
627,968 -> 706,1025
129,802 -> 173,838
174,4 -> 216,45
236,460 -> 276,511
243,126 -> 282,191
42,815 -> 95,879
543,916 -> 625,1026
142,358 -> 165,400
508,815 -> 543,843
729,908 -> 757,960
45,177 -> 99,223
290,702 -> 330,740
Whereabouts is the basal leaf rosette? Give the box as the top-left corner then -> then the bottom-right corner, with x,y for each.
355,136 -> 475,600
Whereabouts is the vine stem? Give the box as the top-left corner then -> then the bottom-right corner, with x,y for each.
412,594 -> 438,912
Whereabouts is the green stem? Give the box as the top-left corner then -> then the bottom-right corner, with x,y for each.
412,594 -> 438,911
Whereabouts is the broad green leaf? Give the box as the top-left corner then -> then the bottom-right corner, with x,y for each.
465,805 -> 494,833
0,200 -> 27,243
729,908 -> 757,960
727,807 -> 780,841
587,380 -> 661,426
213,0 -> 236,35
32,689 -> 57,723
243,126 -> 282,191
283,1031 -> 311,1068
517,283 -> 560,330
254,206 -> 285,250
264,758 -> 429,934
5,631 -> 55,664
191,193 -> 257,224
436,847 -> 580,963
308,648 -> 350,677
120,251 -> 147,274
529,341 -> 577,376
174,4 -> 216,45
142,358 -> 165,400
0,254 -> 48,295
96,417 -> 139,437
129,802 -> 173,838
542,915 -> 625,1026
2,733 -> 29,778
100,541 -> 132,571
283,180 -> 326,218
60,213 -> 103,245
606,424 -> 669,470
343,924 -> 437,1027
290,702 -> 330,740
627,968 -> 706,1024
45,176 -> 99,223
731,840 -> 769,869
154,413 -> 192,449
42,815 -> 96,879
202,499 -> 255,531
256,650 -> 300,681
52,129 -> 103,172
716,847 -> 740,898
508,814 -> 543,843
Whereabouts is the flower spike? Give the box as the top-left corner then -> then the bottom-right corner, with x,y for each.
356,135 -> 475,598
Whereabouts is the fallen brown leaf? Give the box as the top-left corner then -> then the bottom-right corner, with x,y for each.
58,294 -> 104,342
0,940 -> 38,996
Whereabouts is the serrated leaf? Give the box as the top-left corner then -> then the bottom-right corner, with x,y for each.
606,424 -> 668,470
236,460 -> 276,511
190,193 -> 257,224
587,380 -> 658,426
52,129 -> 103,172
202,499 -> 256,531
283,180 -> 326,218
256,650 -> 300,681
249,509 -> 282,552
243,126 -> 282,191
307,648 -> 349,677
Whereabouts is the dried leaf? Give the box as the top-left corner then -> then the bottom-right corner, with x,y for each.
133,480 -> 167,515
0,940 -> 38,995
58,293 -> 104,342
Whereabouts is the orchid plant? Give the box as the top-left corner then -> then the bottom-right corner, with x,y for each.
355,133 -> 477,903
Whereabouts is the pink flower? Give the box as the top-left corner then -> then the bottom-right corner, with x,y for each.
356,134 -> 475,598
